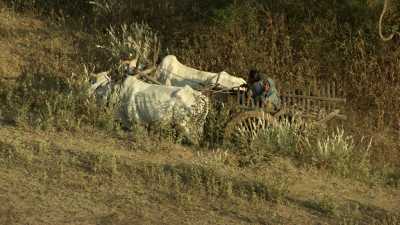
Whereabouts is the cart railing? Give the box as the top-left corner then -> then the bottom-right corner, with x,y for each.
233,81 -> 347,121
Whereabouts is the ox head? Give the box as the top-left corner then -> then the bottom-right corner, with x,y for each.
217,71 -> 247,89
89,71 -> 112,95
121,56 -> 146,75
87,71 -> 115,106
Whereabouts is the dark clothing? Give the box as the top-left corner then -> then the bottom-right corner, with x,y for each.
249,77 -> 281,111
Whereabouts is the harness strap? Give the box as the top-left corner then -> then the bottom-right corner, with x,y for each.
214,72 -> 222,88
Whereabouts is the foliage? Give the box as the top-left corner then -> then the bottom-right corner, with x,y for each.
201,100 -> 231,148
304,193 -> 340,216
246,118 -> 373,179
96,23 -> 160,67
0,65 -> 118,131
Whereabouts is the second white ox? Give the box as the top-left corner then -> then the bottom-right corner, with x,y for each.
90,72 -> 209,144
155,55 -> 246,90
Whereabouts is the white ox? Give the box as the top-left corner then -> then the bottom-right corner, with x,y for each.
154,55 -> 246,90
89,72 -> 209,144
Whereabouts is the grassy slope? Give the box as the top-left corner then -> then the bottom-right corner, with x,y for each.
0,125 -> 399,225
0,6 -> 85,79
0,5 -> 399,225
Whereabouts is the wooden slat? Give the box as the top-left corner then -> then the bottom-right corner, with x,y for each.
271,79 -> 346,123
327,83 -> 331,111
317,81 -> 321,110
332,81 -> 336,110
332,82 -> 336,98
279,94 -> 346,103
307,86 -> 311,112
322,84 -> 327,110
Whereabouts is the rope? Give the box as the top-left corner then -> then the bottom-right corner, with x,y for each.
214,72 -> 222,88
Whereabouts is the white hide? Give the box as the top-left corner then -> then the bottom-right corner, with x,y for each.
91,73 -> 209,143
155,55 -> 246,90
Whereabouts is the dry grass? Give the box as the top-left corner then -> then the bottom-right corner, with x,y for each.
0,7 -> 85,78
0,125 -> 399,225
0,1 -> 399,224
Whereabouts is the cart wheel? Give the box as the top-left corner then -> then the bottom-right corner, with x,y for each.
223,111 -> 277,146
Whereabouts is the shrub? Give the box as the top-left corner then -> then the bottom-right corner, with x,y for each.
239,117 -> 305,167
96,22 -> 161,66
201,100 -> 231,148
304,193 -> 340,216
252,118 -> 303,154
247,118 -> 373,179
0,65 -> 118,131
301,128 -> 372,177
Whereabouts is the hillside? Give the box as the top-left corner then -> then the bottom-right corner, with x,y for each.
0,1 -> 399,224
0,6 -> 85,78
1,125 -> 399,225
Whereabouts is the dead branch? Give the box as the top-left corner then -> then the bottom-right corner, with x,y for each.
379,0 -> 400,41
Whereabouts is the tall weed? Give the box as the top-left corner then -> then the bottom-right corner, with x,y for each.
248,119 -> 373,179
0,65 -> 118,131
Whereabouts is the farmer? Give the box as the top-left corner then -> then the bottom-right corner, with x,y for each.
247,69 -> 281,111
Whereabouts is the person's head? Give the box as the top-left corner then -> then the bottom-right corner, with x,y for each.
249,69 -> 257,78
248,69 -> 261,83
264,80 -> 271,93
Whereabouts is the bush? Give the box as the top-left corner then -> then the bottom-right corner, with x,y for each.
237,118 -> 303,167
96,22 -> 161,67
247,119 -> 372,179
303,128 -> 371,177
201,101 -> 231,148
0,65 -> 118,131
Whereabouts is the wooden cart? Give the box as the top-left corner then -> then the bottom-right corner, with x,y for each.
203,82 -> 347,144
136,68 -> 346,144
